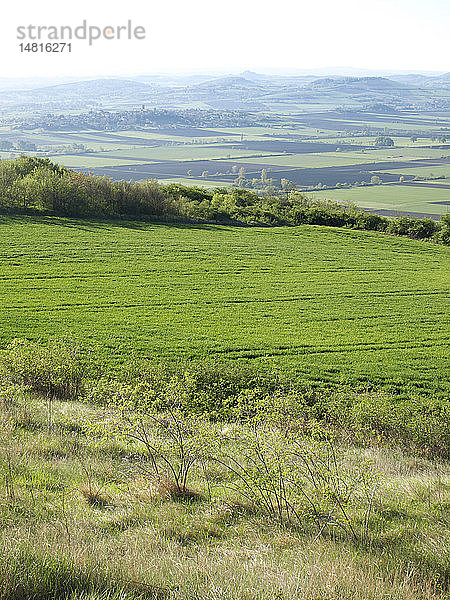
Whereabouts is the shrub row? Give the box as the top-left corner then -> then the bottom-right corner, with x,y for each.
0,156 -> 448,243
1,339 -> 448,457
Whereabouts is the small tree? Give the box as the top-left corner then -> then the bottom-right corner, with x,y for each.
374,136 -> 394,147
95,380 -> 215,498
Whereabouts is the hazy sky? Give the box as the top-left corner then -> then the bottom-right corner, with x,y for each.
1,0 -> 449,79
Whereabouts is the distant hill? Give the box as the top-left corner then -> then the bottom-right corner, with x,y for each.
305,76 -> 410,92
0,78 -> 157,107
388,73 -> 435,86
240,70 -> 266,81
30,78 -> 155,97
0,72 -> 448,113
433,73 -> 450,87
239,71 -> 320,85
388,72 -> 450,88
190,76 -> 260,89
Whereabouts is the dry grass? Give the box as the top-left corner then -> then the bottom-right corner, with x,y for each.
80,486 -> 112,508
131,476 -> 202,503
0,392 -> 448,600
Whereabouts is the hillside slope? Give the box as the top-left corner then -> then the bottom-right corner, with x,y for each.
0,216 -> 448,398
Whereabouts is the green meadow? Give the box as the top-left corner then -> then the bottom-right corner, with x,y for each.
309,184 -> 450,215
0,216 -> 448,397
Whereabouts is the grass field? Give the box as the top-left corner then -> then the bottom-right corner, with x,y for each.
157,177 -> 231,187
0,216 -> 448,398
230,152 -> 373,168
308,184 -> 450,215
386,166 -> 450,178
413,178 -> 450,185
90,145 -> 275,162
46,155 -> 157,168
113,130 -> 245,143
4,119 -> 450,203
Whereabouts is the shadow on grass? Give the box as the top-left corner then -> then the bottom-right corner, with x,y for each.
0,547 -> 171,600
310,517 -> 450,593
0,213 -> 235,233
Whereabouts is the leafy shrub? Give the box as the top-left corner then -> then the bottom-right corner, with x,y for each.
95,383 -> 215,497
2,339 -> 448,456
434,213 -> 450,245
218,427 -> 377,541
0,338 -> 86,399
387,216 -> 441,240
355,212 -> 389,231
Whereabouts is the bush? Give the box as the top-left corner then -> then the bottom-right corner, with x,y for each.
0,338 -> 86,399
227,427 -> 377,541
387,216 -> 441,240
434,213 -> 450,245
355,212 -> 389,231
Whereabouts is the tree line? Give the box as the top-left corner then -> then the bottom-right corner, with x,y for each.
0,156 -> 448,244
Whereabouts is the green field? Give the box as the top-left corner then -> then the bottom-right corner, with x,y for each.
92,145 -> 275,162
157,177 -> 231,187
46,155 -> 155,168
0,215 -> 448,600
228,146 -> 450,177
114,129 -> 245,143
231,152 -> 373,168
413,178 -> 450,184
4,119 -> 450,206
0,216 -> 448,396
386,166 -> 450,178
308,184 -> 450,215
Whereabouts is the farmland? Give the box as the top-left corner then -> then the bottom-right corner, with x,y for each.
307,184 -> 450,216
0,215 -> 448,397
0,73 -> 449,600
2,105 -> 450,217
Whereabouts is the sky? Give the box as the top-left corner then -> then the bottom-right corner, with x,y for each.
0,0 -> 449,80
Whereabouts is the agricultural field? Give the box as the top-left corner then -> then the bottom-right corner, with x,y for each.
80,144 -> 274,162
0,216 -> 448,397
308,184 -> 450,216
385,165 -> 450,178
2,53 -> 450,600
2,107 -> 450,220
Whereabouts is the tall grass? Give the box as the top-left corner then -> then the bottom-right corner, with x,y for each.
0,389 -> 448,599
